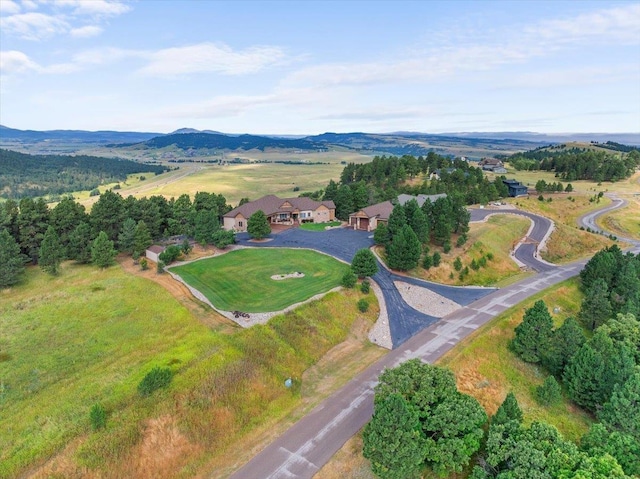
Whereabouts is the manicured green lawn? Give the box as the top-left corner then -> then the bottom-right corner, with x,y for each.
171,248 -> 349,312
299,221 -> 342,231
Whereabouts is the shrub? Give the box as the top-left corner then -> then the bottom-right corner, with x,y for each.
140,258 -> 148,270
486,252 -> 494,261
453,257 -> 463,271
422,254 -> 433,270
156,260 -> 166,274
456,234 -> 467,247
470,258 -> 479,271
432,252 -> 441,266
341,271 -> 357,288
89,188 -> 100,197
357,298 -> 369,312
138,366 -> 173,396
443,240 -> 452,254
478,256 -> 487,268
535,376 -> 562,406
360,280 -> 371,294
158,245 -> 182,265
89,403 -> 107,431
538,195 -> 544,201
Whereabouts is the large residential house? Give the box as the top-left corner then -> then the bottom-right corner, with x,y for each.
223,195 -> 336,232
479,158 -> 505,171
349,194 -> 447,232
503,179 -> 528,197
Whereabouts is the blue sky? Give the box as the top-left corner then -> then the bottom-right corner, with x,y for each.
1,0 -> 639,134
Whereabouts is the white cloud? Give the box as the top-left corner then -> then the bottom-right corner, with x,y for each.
21,0 -> 38,10
0,0 -> 130,39
69,24 -> 103,38
136,42 -> 288,77
0,12 -> 68,40
53,0 -> 130,17
0,49 -> 40,73
531,4 -> 640,45
284,3 -> 640,90
0,0 -> 21,15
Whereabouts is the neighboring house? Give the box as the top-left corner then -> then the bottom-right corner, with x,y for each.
503,179 -> 528,197
349,194 -> 447,231
429,167 -> 456,180
349,201 -> 394,232
479,158 -> 504,171
397,193 -> 447,207
492,166 -> 508,174
146,245 -> 165,263
222,195 -> 336,232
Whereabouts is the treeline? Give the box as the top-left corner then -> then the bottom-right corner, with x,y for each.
363,248 -> 640,478
305,154 -> 509,217
505,246 -> 640,477
0,149 -> 168,199
363,359 -> 636,479
593,141 -> 639,153
372,196 -> 469,271
0,190 -> 233,287
509,147 -> 640,182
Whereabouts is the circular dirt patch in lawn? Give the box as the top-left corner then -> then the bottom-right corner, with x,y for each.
271,272 -> 305,280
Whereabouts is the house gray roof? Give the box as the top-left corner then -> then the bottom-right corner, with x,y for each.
223,195 -> 335,218
397,193 -> 447,207
147,245 -> 165,254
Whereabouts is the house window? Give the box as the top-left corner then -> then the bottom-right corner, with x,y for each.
238,221 -> 243,227
279,213 -> 288,220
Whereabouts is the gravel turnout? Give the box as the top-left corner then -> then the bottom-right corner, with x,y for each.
394,281 -> 462,317
367,280 -> 393,349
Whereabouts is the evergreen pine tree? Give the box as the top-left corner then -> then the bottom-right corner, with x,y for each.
133,220 -> 153,257
247,210 -> 271,240
334,184 -> 355,220
373,221 -> 391,246
68,222 -> 93,263
39,225 -> 64,275
387,203 -> 407,237
579,278 -> 613,330
118,217 -> 137,254
91,231 -> 117,268
510,300 -> 554,363
492,391 -> 523,426
351,248 -> 378,278
0,228 -> 26,288
405,199 -> 429,243
387,224 -> 422,271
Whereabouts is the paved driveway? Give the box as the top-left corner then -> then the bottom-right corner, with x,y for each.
470,208 -> 556,272
236,227 -> 494,347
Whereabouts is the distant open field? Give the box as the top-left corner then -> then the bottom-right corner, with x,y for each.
1,262 -> 382,479
317,278 -> 593,478
171,248 -> 349,312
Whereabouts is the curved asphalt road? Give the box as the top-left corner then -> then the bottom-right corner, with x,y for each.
579,194 -> 640,247
469,208 -> 556,272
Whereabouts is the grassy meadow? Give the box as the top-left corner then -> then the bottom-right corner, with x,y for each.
170,248 -> 349,312
0,261 -> 381,479
317,278 -> 593,478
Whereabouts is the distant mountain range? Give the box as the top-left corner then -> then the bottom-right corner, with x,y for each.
0,124 -> 160,144
1,125 -> 638,156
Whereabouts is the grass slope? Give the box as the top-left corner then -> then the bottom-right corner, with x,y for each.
170,248 -> 349,312
1,262 -> 379,479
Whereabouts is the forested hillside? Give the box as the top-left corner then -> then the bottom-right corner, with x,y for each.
508,145 -> 640,181
139,132 -> 322,151
0,149 -> 168,199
